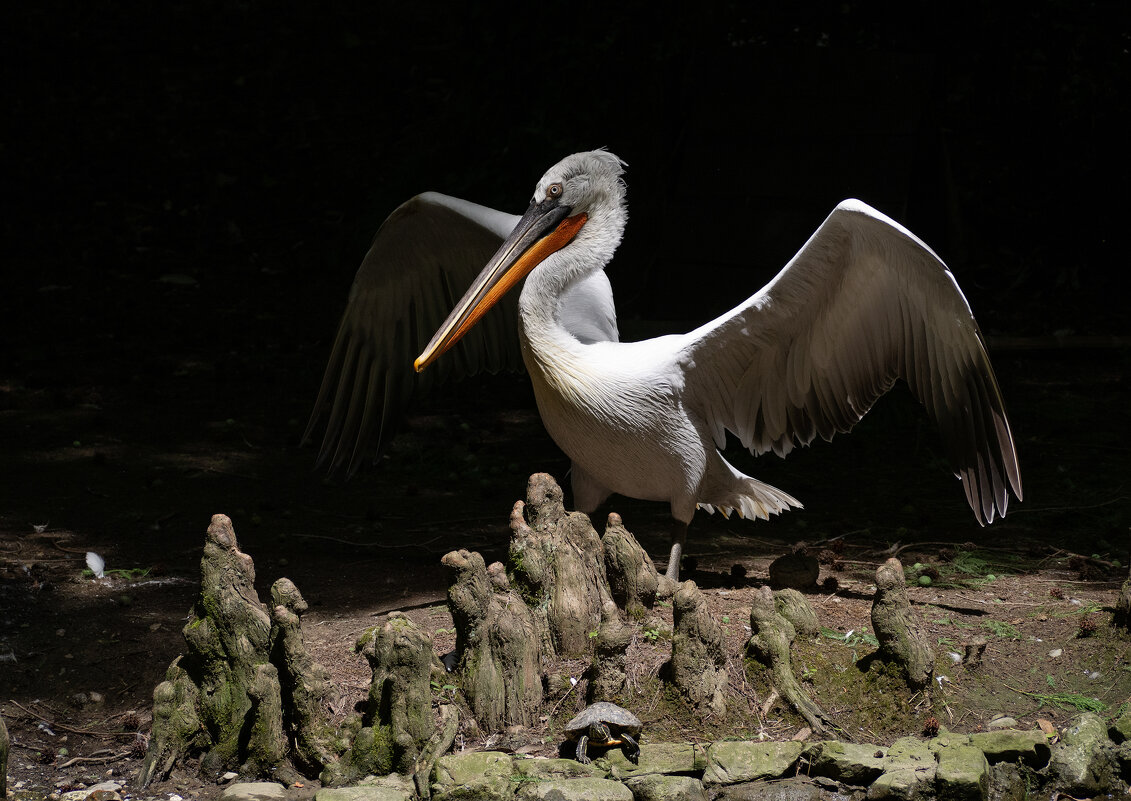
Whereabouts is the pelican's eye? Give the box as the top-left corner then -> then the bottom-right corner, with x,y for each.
547,183 -> 563,199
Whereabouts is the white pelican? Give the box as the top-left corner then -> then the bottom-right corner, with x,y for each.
308,150 -> 1022,580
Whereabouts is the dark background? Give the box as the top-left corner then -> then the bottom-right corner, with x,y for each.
2,2 -> 1128,575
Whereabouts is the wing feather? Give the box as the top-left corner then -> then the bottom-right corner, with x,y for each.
679,200 -> 1022,524
306,191 -> 620,475
305,193 -> 522,475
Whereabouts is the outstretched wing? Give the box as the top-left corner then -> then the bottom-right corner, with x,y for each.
679,200 -> 1022,524
306,191 -> 620,475
304,192 -> 523,474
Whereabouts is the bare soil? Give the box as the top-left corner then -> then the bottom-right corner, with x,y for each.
2,341 -> 1129,799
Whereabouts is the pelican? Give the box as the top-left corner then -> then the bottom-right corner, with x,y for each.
308,150 -> 1022,580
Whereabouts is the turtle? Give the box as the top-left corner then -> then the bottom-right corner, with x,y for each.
563,702 -> 642,764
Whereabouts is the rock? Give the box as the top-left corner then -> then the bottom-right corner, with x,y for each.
442,548 -> 544,731
968,729 -> 1050,767
773,589 -> 819,638
508,473 -> 613,656
1110,703 -> 1131,742
432,750 -> 514,786
987,763 -> 1030,801
514,777 -> 633,800
358,772 -> 418,793
86,781 -> 123,794
602,513 -> 659,617
669,580 -> 727,716
624,773 -> 708,801
315,787 -> 413,801
1049,712 -> 1120,796
604,742 -> 708,778
746,586 -> 839,737
219,782 -> 287,801
587,602 -> 635,702
1117,742 -> 1131,779
513,756 -> 604,781
711,776 -> 826,800
934,744 -> 989,801
983,716 -> 1016,730
61,792 -> 97,801
768,544 -> 819,590
701,740 -> 805,785
870,558 -> 935,690
927,729 -> 971,752
805,740 -> 885,785
73,790 -> 122,801
868,737 -> 936,800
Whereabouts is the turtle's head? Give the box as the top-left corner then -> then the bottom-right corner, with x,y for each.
590,721 -> 610,742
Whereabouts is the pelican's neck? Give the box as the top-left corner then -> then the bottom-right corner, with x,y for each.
518,198 -> 626,352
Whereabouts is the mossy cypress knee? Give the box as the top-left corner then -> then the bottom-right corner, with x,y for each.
870,558 -> 935,690
508,473 -> 613,657
670,580 -> 727,717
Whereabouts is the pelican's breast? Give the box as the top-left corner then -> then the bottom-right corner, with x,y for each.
520,332 -> 708,504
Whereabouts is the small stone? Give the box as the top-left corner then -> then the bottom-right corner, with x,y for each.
85,782 -> 122,793
220,771 -> 239,782
219,782 -> 287,801
1048,648 -> 1062,658
985,716 -> 1018,730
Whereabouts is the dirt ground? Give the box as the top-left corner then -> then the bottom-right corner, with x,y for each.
2,331 -> 1129,799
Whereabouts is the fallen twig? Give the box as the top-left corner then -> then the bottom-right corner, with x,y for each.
58,750 -> 132,768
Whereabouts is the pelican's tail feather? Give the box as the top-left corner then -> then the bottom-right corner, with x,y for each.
698,479 -> 802,522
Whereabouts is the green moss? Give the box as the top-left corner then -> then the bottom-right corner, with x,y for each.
320,724 -> 395,786
744,639 -> 929,738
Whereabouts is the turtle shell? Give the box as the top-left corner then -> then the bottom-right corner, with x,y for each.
564,702 -> 642,740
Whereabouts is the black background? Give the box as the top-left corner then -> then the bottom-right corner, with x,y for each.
2,2 -> 1127,560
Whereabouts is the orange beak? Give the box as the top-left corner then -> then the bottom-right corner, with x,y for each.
414,199 -> 587,372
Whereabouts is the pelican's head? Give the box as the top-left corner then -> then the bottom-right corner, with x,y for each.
415,150 -> 627,372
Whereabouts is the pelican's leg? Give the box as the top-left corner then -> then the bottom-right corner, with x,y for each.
665,520 -> 688,582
